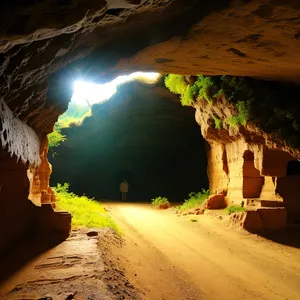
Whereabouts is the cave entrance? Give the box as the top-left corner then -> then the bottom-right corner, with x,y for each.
242,150 -> 264,198
49,73 -> 209,203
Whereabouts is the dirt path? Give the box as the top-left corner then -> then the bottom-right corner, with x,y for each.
0,229 -> 140,300
107,203 -> 300,300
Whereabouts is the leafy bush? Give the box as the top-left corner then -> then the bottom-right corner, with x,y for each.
179,189 -> 210,211
212,115 -> 222,129
225,205 -> 246,215
151,196 -> 170,207
164,74 -> 188,95
195,75 -> 219,104
48,125 -> 66,150
165,74 -> 222,106
226,100 -> 251,128
53,183 -> 120,233
48,104 -> 91,156
181,85 -> 194,106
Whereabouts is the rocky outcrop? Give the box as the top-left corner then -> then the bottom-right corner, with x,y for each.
194,96 -> 300,228
0,148 -> 71,253
230,208 -> 287,233
28,136 -> 55,206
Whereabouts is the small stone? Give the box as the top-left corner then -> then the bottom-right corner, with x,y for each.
87,231 -> 98,237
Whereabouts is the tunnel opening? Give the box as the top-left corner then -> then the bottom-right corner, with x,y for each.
49,73 -> 209,203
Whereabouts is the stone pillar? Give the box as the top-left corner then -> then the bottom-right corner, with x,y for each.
28,135 -> 55,208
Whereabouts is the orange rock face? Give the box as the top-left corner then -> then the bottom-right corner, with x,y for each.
230,208 -> 287,233
205,192 -> 226,209
194,98 -> 300,229
28,136 -> 55,207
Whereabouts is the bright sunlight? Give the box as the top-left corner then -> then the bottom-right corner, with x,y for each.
72,72 -> 160,106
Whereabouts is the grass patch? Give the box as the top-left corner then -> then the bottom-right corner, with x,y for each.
53,183 -> 120,234
225,205 -> 246,215
151,196 -> 170,207
179,189 -> 210,211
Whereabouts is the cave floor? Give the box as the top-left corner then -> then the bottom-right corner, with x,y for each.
0,229 -> 139,300
106,203 -> 300,300
1,204 -> 300,300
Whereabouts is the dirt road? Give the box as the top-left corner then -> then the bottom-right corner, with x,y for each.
107,203 -> 300,300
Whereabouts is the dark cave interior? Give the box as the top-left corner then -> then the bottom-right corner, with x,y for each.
49,80 -> 208,202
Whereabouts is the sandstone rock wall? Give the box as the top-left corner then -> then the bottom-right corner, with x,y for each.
0,150 -> 35,252
195,99 -> 300,223
28,136 -> 55,207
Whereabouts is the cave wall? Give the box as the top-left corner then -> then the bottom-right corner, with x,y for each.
50,82 -> 208,202
0,150 -> 36,252
0,107 -> 70,253
195,100 -> 300,224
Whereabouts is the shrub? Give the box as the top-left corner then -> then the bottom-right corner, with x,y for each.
212,115 -> 222,129
225,205 -> 246,215
165,74 -> 222,106
226,100 -> 251,128
164,74 -> 188,95
179,189 -> 210,211
48,125 -> 66,155
181,85 -> 194,106
53,183 -> 120,234
151,196 -> 170,208
195,75 -> 219,104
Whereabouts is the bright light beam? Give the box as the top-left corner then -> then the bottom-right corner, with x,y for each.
72,72 -> 160,106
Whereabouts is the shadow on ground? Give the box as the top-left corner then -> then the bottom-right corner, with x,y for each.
0,235 -> 63,285
261,225 -> 300,249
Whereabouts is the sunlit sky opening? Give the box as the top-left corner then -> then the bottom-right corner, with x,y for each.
72,72 -> 161,106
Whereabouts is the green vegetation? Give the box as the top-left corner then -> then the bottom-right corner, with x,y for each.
53,183 -> 120,233
164,74 -> 219,106
164,74 -> 188,95
48,126 -> 66,149
212,115 -> 222,129
226,100 -> 252,128
164,73 -> 300,148
48,103 -> 91,154
225,205 -> 246,215
164,74 -> 253,126
179,189 -> 210,211
151,196 -> 170,207
57,102 -> 90,128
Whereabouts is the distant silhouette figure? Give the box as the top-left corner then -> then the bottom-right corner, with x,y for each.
120,180 -> 129,201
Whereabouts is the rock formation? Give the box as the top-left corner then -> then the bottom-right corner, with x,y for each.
193,88 -> 300,232
1,0 -> 300,250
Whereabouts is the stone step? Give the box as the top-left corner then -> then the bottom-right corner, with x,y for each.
230,207 -> 287,233
245,198 -> 284,208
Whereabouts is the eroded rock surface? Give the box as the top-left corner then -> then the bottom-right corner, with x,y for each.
194,97 -> 300,228
0,229 -> 138,300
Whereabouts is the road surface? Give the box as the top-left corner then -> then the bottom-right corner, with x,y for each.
107,203 -> 300,300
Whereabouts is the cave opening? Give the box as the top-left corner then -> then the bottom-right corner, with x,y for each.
49,73 -> 209,203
